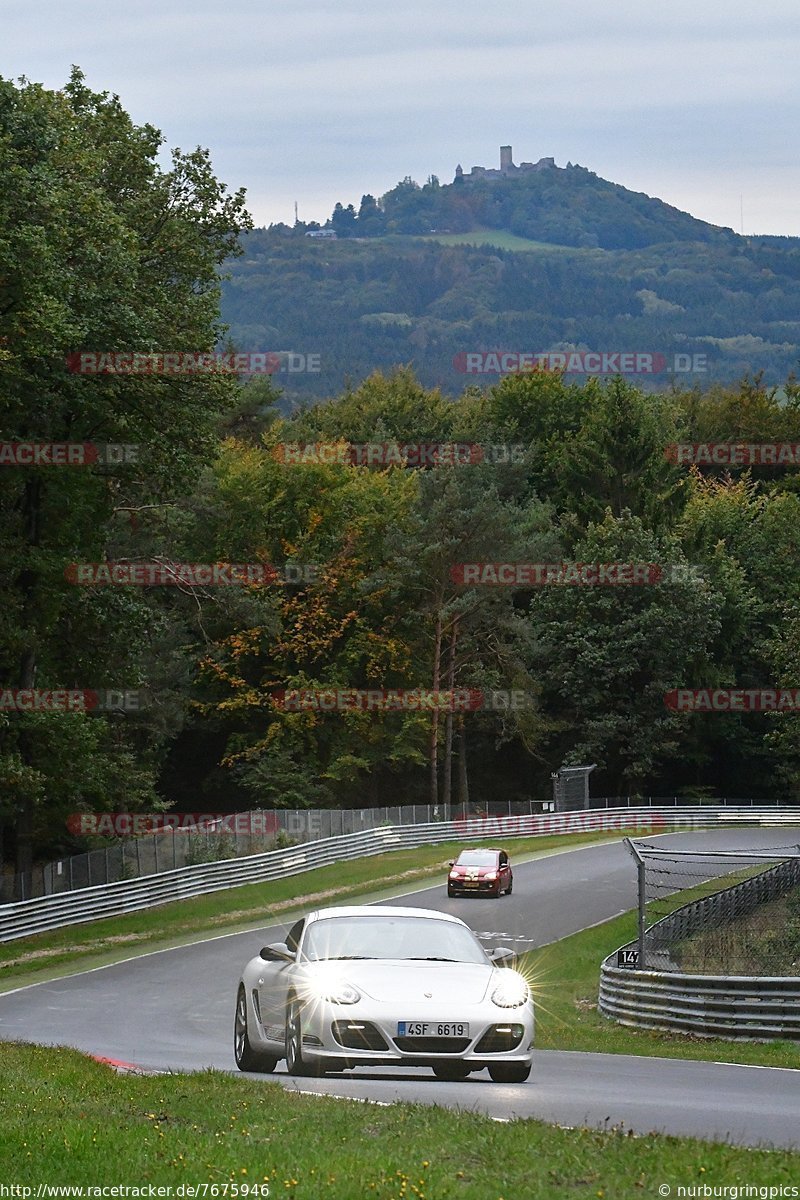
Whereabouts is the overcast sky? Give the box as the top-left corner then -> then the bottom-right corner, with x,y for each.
3,0 -> 799,235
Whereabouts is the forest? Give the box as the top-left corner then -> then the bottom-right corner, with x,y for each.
220,224 -> 800,403
3,74 -> 800,877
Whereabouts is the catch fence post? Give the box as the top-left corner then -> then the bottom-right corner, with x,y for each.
624,837 -> 647,969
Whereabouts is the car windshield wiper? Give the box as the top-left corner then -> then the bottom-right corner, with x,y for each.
327,954 -> 376,960
406,956 -> 460,962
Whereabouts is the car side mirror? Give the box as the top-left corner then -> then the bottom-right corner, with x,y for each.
260,942 -> 295,962
489,946 -> 517,969
448,860 -> 455,867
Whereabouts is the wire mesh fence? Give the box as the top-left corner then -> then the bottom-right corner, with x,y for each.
627,838 -> 800,975
1,799 -> 545,902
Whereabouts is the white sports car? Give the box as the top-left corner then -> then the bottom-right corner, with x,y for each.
234,904 -> 533,1082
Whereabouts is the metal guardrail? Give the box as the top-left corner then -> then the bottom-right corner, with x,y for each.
599,852 -> 800,1040
589,796 -> 785,808
2,805 -> 800,944
599,967 -> 800,1040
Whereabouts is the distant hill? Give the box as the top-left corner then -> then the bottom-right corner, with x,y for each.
220,156 -> 800,404
321,154 -> 740,251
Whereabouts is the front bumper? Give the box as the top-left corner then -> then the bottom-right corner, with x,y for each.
448,878 -> 501,896
297,999 -> 534,1070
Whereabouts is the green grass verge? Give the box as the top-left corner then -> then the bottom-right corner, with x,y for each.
415,229 -> 578,253
0,832 -> 621,992
1,1043 -> 799,1195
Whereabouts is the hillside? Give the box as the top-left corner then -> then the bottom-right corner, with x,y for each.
324,155 -> 740,250
219,159 -> 800,404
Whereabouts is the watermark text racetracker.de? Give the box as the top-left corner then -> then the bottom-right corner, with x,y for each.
665,689 -> 800,712
0,443 -> 138,466
66,351 -> 319,375
454,811 -> 668,837
64,562 -> 318,586
65,812 -> 281,837
272,442 -> 525,466
0,1186 -> 269,1198
272,688 -> 532,712
453,350 -> 708,375
451,562 -> 704,586
0,690 -> 142,713
666,442 -> 800,466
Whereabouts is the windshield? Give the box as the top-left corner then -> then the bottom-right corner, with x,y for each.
301,915 -> 488,964
455,850 -> 498,867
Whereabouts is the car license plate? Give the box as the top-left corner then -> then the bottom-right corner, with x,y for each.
464,881 -> 479,887
397,1022 -> 469,1037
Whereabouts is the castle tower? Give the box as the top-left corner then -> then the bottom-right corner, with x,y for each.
500,145 -> 513,172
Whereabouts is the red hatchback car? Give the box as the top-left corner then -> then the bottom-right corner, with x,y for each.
447,847 -> 513,898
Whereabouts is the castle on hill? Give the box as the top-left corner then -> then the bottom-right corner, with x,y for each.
455,145 -> 556,182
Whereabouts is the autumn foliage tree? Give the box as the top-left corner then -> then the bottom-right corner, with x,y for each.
0,70 -> 251,872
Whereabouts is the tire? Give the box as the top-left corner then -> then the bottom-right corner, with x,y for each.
506,877 -> 513,895
234,986 -> 278,1073
285,995 -> 326,1077
488,1062 -> 531,1084
447,886 -> 455,897
432,1062 -> 471,1081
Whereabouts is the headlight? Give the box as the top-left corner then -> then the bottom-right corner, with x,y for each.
449,870 -> 459,878
308,980 -> 361,1005
485,871 -> 497,881
490,973 -> 529,1009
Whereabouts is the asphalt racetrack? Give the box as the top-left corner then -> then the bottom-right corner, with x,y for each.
2,829 -> 799,1148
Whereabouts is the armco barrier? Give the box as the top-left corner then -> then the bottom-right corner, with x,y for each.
599,965 -> 800,1040
2,806 -> 800,943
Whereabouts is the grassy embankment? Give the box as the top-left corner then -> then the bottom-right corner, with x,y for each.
2,1041 -> 800,1197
